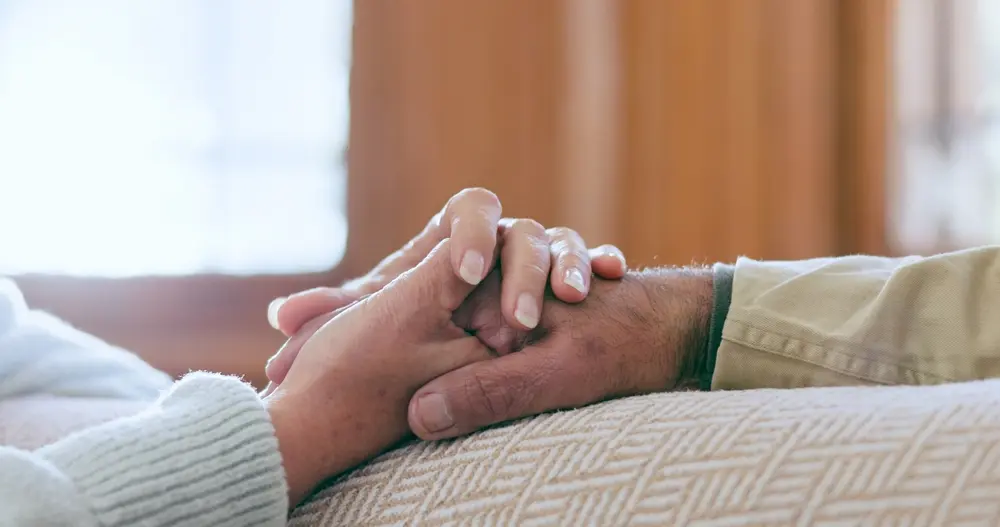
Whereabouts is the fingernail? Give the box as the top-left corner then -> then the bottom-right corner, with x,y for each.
608,248 -> 627,266
564,268 -> 587,294
514,292 -> 539,328
266,297 -> 286,330
459,251 -> 485,285
416,393 -> 454,433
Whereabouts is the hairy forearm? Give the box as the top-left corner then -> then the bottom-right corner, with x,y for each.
631,267 -> 714,390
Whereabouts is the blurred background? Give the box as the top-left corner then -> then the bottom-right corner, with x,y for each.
0,0 -> 990,386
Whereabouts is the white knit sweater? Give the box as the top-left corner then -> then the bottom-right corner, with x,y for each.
0,279 -> 288,526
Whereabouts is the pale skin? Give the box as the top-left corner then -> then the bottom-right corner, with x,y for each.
263,188 -> 634,505
267,187 -> 715,508
273,258 -> 713,448
262,187 -> 628,396
264,239 -> 499,504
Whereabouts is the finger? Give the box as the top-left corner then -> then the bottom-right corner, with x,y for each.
589,244 -> 627,279
274,188 -> 502,334
273,198 -> 461,336
376,238 -> 484,317
272,287 -> 359,336
442,188 -> 502,285
344,190 -> 482,294
546,226 -> 591,303
500,219 -> 550,329
363,188 -> 502,288
408,333 -> 608,440
265,310 -> 339,385
428,336 -> 496,380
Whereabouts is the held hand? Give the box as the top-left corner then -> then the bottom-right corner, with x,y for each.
263,225 -> 625,396
409,268 -> 715,440
264,239 -> 493,505
267,188 -> 626,336
263,188 -> 626,395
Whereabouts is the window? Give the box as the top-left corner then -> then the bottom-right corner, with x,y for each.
893,0 -> 1000,252
0,0 -> 350,277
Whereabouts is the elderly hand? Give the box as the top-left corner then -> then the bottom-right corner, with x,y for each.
272,261 -> 714,447
269,188 -> 625,336
262,187 -> 626,395
407,267 -> 715,439
264,239 -> 493,506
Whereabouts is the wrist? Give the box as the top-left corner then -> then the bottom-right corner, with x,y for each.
265,391 -> 328,507
630,267 -> 713,389
265,384 -> 412,506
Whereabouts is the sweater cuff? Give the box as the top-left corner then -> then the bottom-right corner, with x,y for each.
38,372 -> 288,527
701,263 -> 734,390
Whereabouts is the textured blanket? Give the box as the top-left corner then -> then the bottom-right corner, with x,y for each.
290,381 -> 1000,526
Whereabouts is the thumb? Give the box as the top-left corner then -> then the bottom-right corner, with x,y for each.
376,238 -> 491,316
407,334 -> 611,440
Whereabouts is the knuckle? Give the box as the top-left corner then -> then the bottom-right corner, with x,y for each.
454,187 -> 501,211
509,218 -> 547,237
507,221 -> 550,257
557,250 -> 589,269
507,241 -> 550,279
547,227 -> 585,253
503,220 -> 551,281
545,226 -> 576,240
360,292 -> 406,329
443,189 -> 501,234
464,367 -> 527,421
518,261 -> 549,284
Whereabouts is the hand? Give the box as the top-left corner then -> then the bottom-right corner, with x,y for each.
268,188 -> 626,335
263,187 -> 626,394
408,267 -> 715,439
264,239 -> 492,506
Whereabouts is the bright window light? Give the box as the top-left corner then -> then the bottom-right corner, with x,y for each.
0,0 -> 350,277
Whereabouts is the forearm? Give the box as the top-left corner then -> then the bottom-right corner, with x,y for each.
266,382 -> 413,506
711,247 -> 1000,389
632,267 -> 713,389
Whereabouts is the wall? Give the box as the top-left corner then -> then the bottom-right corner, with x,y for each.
348,0 -> 894,272
16,1 -> 895,387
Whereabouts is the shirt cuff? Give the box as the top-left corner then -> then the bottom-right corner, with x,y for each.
701,263 -> 734,390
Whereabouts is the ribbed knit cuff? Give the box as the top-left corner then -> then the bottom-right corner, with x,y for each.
39,372 -> 288,527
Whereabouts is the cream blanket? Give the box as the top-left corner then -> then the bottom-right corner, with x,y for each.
4,382 -> 999,525
290,381 -> 1000,526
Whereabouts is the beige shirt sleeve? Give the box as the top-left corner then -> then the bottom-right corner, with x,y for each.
712,247 -> 1000,390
